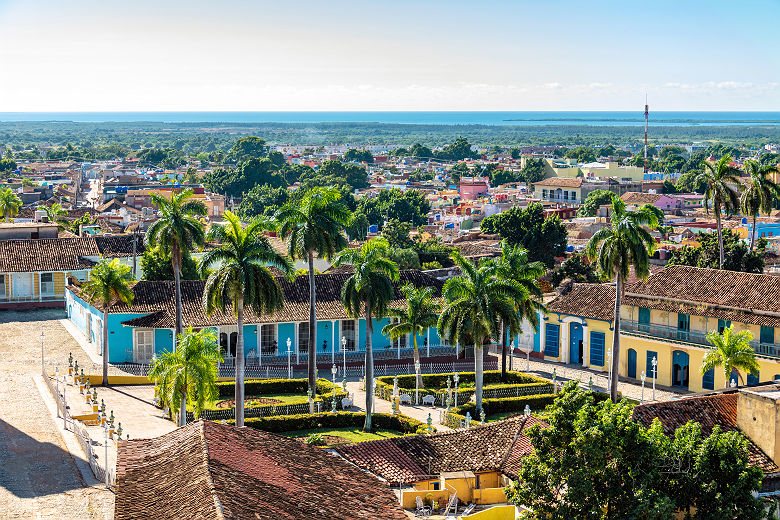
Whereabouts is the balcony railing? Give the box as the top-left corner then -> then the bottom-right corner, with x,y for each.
621,320 -> 780,359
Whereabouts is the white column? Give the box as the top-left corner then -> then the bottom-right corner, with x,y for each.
332,320 -> 335,364
295,322 -> 299,364
561,322 -> 569,364
540,321 -> 547,357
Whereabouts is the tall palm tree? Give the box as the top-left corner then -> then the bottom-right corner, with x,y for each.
438,252 -> 526,414
149,327 -> 223,426
586,196 -> 658,402
0,188 -> 22,222
145,188 -> 206,342
79,259 -> 134,386
43,202 -> 69,231
275,187 -> 350,394
695,155 -> 741,268
335,238 -> 399,431
741,159 -> 780,251
200,211 -> 291,427
487,241 -> 546,381
382,284 -> 440,389
701,325 -> 759,388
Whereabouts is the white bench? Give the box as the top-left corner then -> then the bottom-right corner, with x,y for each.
422,395 -> 436,407
399,393 -> 412,405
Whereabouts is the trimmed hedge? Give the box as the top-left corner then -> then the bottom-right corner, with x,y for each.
377,370 -> 545,390
234,412 -> 428,435
216,378 -> 339,398
456,393 -> 557,417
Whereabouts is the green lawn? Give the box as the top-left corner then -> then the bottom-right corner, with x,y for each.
486,411 -> 520,422
279,427 -> 403,444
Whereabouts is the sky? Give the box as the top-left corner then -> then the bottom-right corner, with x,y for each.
0,0 -> 778,111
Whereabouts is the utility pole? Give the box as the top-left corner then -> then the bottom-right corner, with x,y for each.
644,95 -> 649,174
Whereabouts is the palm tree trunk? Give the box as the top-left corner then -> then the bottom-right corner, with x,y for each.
102,309 -> 109,387
412,332 -> 422,388
172,244 -> 184,343
307,250 -> 317,395
179,373 -> 187,427
364,302 -> 374,432
235,295 -> 245,427
500,321 -> 507,382
475,338 -> 484,415
715,203 -> 724,269
610,274 -> 622,403
750,214 -> 757,251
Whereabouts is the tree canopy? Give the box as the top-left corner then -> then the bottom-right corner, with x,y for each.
577,189 -> 616,217
356,187 -> 431,228
343,148 -> 374,163
668,229 -> 766,273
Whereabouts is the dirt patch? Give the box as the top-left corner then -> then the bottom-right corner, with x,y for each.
215,397 -> 283,409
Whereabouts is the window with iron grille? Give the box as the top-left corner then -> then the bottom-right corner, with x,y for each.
342,320 -> 356,351
260,324 -> 276,355
590,332 -> 605,367
298,322 -> 310,353
40,273 -> 54,295
544,324 -> 559,357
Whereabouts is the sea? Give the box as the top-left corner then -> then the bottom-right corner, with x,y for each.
0,111 -> 779,127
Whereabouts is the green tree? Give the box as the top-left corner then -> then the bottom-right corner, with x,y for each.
577,189 -> 616,217
238,185 -> 291,219
435,137 -> 479,161
549,252 -> 601,287
344,148 -> 374,163
381,219 -> 414,249
438,252 -> 526,413
0,158 -> 17,172
140,245 -> 200,281
479,203 -> 567,268
412,236 -> 453,267
335,238 -> 399,431
564,146 -> 597,163
586,195 -> 657,402
356,188 -> 430,228
701,325 -> 759,387
661,179 -> 679,194
448,162 -> 470,185
228,136 -> 268,162
598,145 -> 617,157
145,189 -> 207,340
388,247 -> 420,270
79,259 -> 134,386
267,150 -> 286,168
667,229 -> 766,273
520,158 -> 547,184
345,211 -> 369,241
300,160 -> 369,191
408,143 -> 434,159
0,188 -> 22,222
487,242 -> 545,381
43,202 -> 69,230
740,159 -> 780,250
382,284 -> 440,388
507,383 -> 673,520
149,327 -> 222,426
276,187 -> 350,394
695,155 -> 742,268
201,211 -> 291,427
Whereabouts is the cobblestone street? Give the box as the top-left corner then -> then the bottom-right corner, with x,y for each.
0,309 -> 113,519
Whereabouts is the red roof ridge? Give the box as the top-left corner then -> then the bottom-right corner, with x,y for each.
198,421 -> 225,519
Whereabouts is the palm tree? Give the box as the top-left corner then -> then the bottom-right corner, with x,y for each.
382,284 -> 440,389
437,252 -> 526,414
335,238 -> 399,431
43,202 -> 69,231
275,187 -> 350,394
586,195 -> 658,402
79,259 -> 134,386
0,188 -> 22,222
149,327 -> 223,426
741,159 -> 780,251
200,211 -> 291,427
145,188 -> 206,342
487,241 -> 546,381
701,325 -> 759,388
695,155 -> 741,268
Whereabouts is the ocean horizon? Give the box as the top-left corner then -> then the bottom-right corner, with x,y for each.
1,111 -> 779,126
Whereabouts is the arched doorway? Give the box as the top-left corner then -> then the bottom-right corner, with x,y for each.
672,350 -> 689,388
569,322 -> 583,365
627,349 -> 637,379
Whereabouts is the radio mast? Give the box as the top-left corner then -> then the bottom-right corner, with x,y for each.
644,95 -> 649,174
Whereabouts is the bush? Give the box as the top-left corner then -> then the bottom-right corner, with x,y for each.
215,377 -> 338,398
377,370 -> 545,390
456,394 -> 557,417
235,412 -> 428,434
306,433 -> 325,446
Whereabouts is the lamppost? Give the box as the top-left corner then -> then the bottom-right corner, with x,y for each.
62,375 -> 67,429
286,338 -> 292,379
103,422 -> 110,489
640,370 -> 646,403
331,364 -> 338,412
651,356 -> 658,401
510,340 -> 514,371
342,336 -> 347,378
453,372 -> 460,408
55,366 -> 59,418
414,359 -> 420,405
40,330 -> 45,375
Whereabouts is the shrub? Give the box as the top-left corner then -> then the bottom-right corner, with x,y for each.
376,370 -> 546,390
215,377 -> 340,398
235,412 -> 428,434
456,394 -> 557,417
306,433 -> 325,446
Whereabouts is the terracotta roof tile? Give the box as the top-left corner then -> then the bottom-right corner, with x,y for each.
546,283 -> 616,322
621,192 -> 664,204
93,234 -> 146,258
0,237 -> 99,272
115,420 -> 408,520
532,177 -> 584,188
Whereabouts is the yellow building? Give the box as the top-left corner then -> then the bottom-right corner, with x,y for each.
539,266 -> 780,393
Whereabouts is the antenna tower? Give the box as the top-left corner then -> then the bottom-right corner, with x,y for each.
644,95 -> 649,173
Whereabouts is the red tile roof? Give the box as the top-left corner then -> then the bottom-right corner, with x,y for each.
0,237 -> 99,272
335,415 -> 545,485
114,420 -> 408,520
532,177 -> 584,188
546,283 -> 616,322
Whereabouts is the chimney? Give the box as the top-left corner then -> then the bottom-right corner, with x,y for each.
737,388 -> 780,466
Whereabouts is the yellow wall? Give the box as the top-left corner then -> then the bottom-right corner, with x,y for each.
463,505 -> 515,520
401,489 -> 451,509
403,472 -> 506,508
543,315 -> 614,371
472,487 -> 508,505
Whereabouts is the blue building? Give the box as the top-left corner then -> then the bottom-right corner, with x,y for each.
66,271 -> 449,365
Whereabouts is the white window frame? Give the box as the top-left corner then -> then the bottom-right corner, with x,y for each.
260,324 -> 277,355
297,322 -> 310,353
0,275 -> 6,299
342,319 -> 356,351
40,272 -> 55,296
134,329 -> 155,363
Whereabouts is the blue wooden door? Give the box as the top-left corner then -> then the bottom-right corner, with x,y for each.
627,349 -> 637,379
672,350 -> 689,388
569,323 -> 583,365
638,307 -> 650,331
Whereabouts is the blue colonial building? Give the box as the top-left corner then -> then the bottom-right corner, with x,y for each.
66,271 -> 450,365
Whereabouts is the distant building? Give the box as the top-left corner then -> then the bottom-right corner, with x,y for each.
459,177 -> 490,201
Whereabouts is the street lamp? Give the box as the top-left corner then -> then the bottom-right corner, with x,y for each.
40,330 -> 45,376
331,364 -> 338,412
103,422 -> 110,489
341,335 -> 347,378
55,366 -> 59,418
651,356 -> 658,401
453,372 -> 460,408
640,370 -> 646,403
509,340 -> 514,371
414,359 -> 421,405
286,338 -> 292,379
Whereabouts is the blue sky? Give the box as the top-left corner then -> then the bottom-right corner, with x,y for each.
0,0 -> 778,111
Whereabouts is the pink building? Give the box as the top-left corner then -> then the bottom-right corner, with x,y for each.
459,177 -> 490,201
